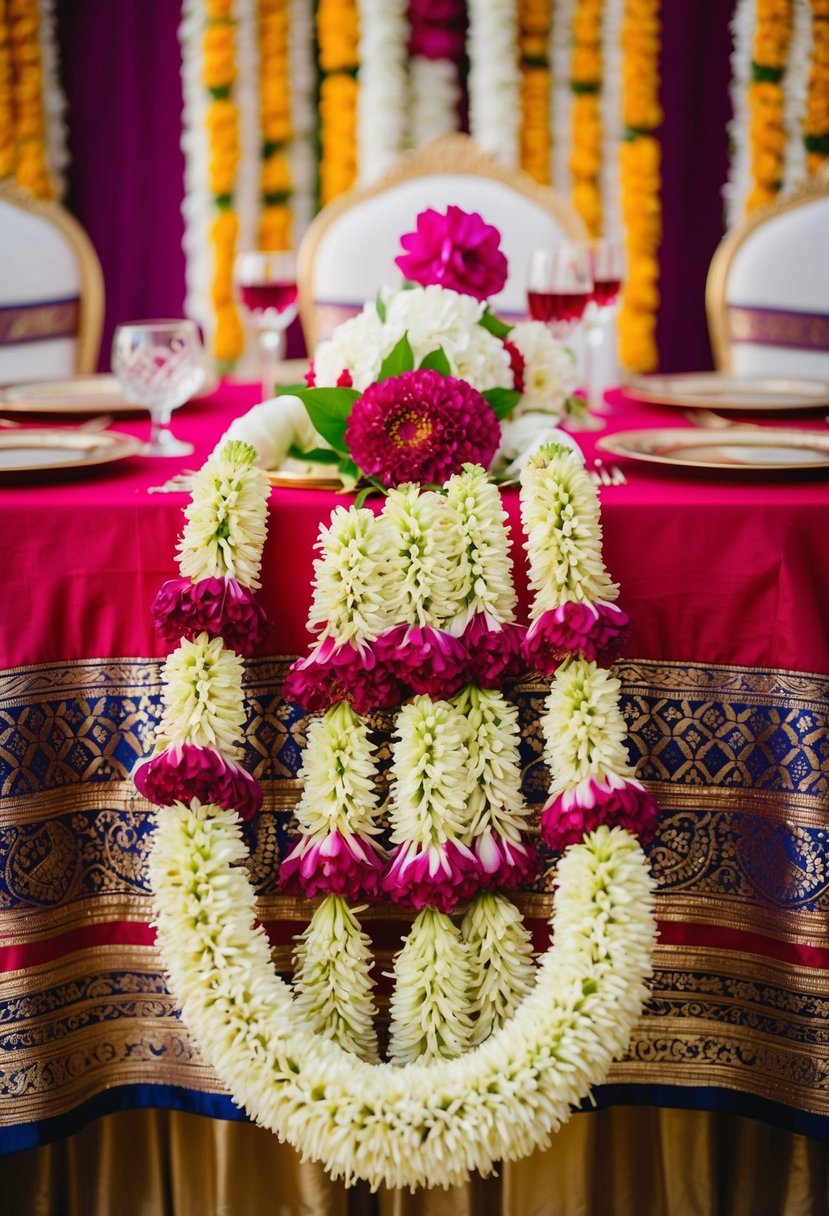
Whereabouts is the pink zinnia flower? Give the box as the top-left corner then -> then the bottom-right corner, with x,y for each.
152,577 -> 270,656
283,637 -> 405,714
394,207 -> 508,300
344,369 -> 500,488
524,601 -> 629,673
540,775 -> 660,852
134,742 -> 263,820
460,615 -> 527,687
374,624 -> 468,699
382,839 -> 480,913
473,829 -> 539,891
279,830 -> 386,901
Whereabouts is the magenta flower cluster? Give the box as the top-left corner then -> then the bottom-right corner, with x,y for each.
344,369 -> 500,490
134,742 -> 263,821
394,206 -> 508,301
152,577 -> 270,657
540,777 -> 660,853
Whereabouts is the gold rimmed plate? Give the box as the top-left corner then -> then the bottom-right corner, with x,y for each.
0,427 -> 143,478
623,372 -> 829,413
596,427 -> 829,475
0,374 -> 138,415
266,468 -> 343,491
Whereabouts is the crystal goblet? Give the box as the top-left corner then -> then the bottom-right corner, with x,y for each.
234,250 -> 298,400
112,319 -> 204,457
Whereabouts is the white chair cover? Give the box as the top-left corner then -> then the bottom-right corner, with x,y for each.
707,179 -> 829,379
0,182 -> 104,383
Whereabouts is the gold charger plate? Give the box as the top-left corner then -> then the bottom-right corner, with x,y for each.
596,427 -> 829,474
0,427 -> 143,478
0,374 -> 138,415
624,372 -> 829,412
266,468 -> 343,490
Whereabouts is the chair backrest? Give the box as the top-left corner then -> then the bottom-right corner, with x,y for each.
297,133 -> 586,349
706,170 -> 829,379
0,179 -> 104,382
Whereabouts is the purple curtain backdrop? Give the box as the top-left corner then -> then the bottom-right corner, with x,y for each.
56,0 -> 737,374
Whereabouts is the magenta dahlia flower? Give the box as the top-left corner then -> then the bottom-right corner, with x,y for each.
540,775 -> 660,852
279,830 -> 386,901
283,637 -> 405,714
134,742 -> 263,820
460,615 -> 527,687
394,206 -> 508,300
373,623 -> 469,699
524,601 -> 629,673
382,839 -> 480,913
473,829 -> 539,891
344,369 -> 500,488
152,577 -> 270,656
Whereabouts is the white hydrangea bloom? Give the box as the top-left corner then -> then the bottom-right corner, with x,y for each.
312,307 -> 392,391
542,658 -> 635,794
509,322 -> 579,415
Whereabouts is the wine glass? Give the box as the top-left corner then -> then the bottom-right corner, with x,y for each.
584,238 -> 625,413
111,319 -> 205,457
527,243 -> 593,340
234,250 -> 298,399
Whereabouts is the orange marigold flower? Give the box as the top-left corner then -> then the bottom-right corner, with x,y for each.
212,304 -> 245,363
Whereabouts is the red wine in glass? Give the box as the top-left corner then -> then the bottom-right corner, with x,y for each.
590,278 -> 621,309
528,289 -> 590,326
240,281 -> 298,317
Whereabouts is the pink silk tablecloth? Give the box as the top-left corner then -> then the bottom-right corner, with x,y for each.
1,380 -> 828,1152
2,383 -> 828,674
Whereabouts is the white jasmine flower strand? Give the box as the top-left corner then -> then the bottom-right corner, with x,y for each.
462,892 -> 536,1046
381,485 -> 460,628
157,633 -> 246,756
443,464 -> 517,631
520,443 -> 619,616
292,896 -> 380,1063
151,805 -> 656,1191
388,697 -> 475,847
542,658 -> 635,795
293,701 -> 382,839
177,441 -> 270,590
451,684 -> 530,843
307,506 -> 393,651
387,907 -> 474,1065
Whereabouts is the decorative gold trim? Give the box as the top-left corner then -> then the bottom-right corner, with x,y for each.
0,179 -> 105,375
296,131 -> 587,349
705,165 -> 829,371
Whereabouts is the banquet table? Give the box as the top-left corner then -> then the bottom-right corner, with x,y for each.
2,381 -> 829,1216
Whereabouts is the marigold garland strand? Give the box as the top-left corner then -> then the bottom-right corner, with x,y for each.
570,0 -> 603,236
617,0 -> 662,373
6,0 -> 53,197
805,0 -> 829,172
0,2 -> 13,180
518,0 -> 552,184
316,0 -> 359,205
203,0 -> 244,364
257,0 -> 293,251
746,0 -> 794,213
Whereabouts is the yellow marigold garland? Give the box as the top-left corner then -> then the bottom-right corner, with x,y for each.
204,0 -> 244,364
617,0 -> 662,373
746,0 -> 794,213
6,0 -> 52,197
0,2 -> 13,180
519,0 -> 552,185
258,0 -> 293,250
316,0 -> 359,206
570,0 -> 603,236
805,0 -> 829,173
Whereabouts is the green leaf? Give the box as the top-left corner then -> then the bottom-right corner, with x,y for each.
291,387 -> 358,454
338,457 -> 360,481
418,347 -> 451,375
478,308 -> 512,339
375,291 -> 387,322
377,333 -> 414,380
482,387 -> 521,420
275,382 -> 308,396
287,444 -> 342,465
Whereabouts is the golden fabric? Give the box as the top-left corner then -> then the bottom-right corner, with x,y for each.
4,1108 -> 828,1216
